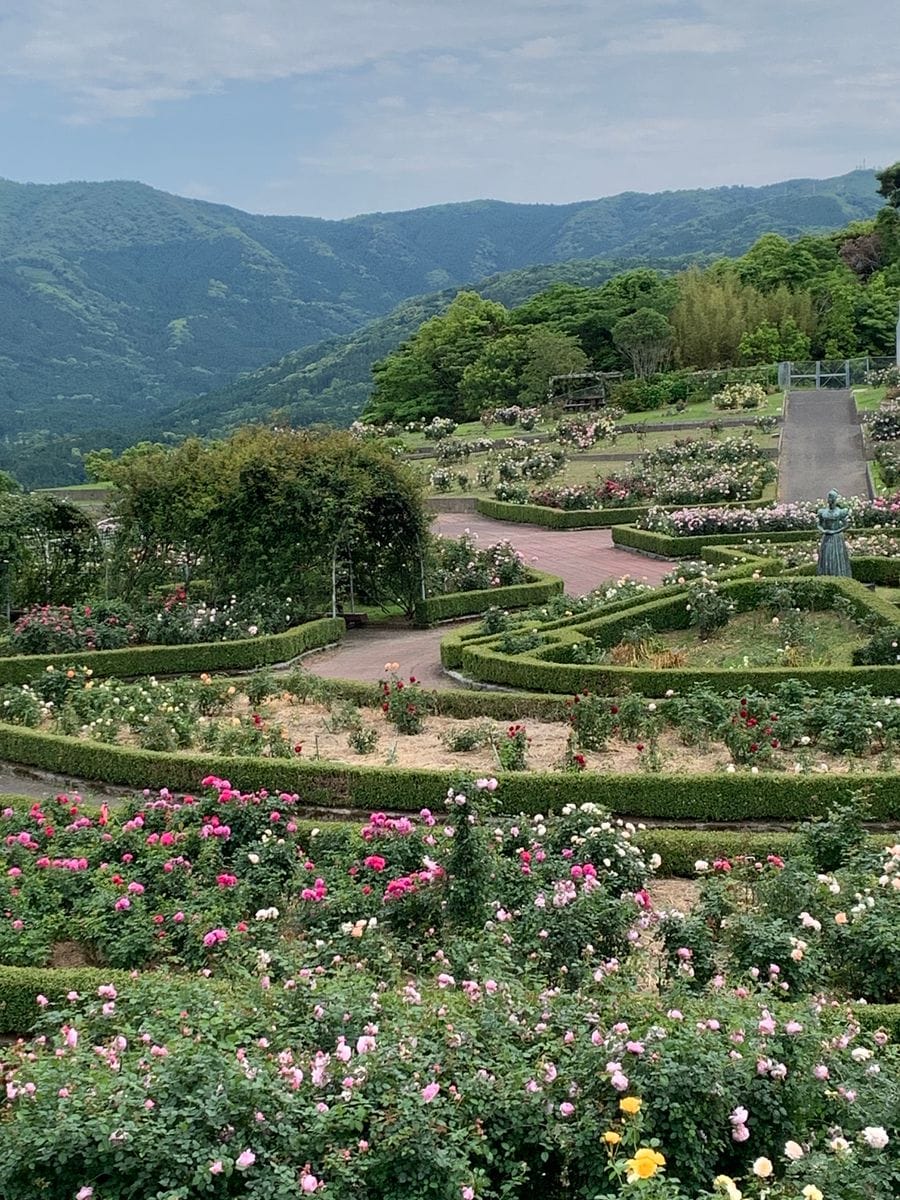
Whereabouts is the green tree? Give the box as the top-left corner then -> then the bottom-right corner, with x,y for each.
459,333 -> 529,413
517,327 -> 589,406
876,161 -> 900,208
736,232 -> 821,293
511,270 -> 677,370
670,269 -> 759,367
738,321 -> 781,365
0,492 -> 101,608
101,439 -> 223,597
612,307 -> 673,378
854,273 -> 900,353
204,427 -> 430,617
739,317 -> 810,365
367,292 -> 509,423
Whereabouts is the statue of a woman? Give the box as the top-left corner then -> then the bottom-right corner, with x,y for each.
816,489 -> 852,577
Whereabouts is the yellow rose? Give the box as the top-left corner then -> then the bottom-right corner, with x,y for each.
625,1147 -> 665,1181
801,1189 -> 823,1200
601,1131 -> 621,1146
752,1157 -> 773,1179
619,1096 -> 642,1115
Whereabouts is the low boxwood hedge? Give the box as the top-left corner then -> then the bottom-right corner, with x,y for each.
318,677 -> 573,721
476,498 -> 664,529
455,575 -> 900,696
439,581 -> 697,671
699,546 -> 900,588
413,568 -> 563,626
0,617 -> 345,686
612,525 -> 819,559
635,828 -> 896,878
0,966 -> 135,1036
1,719 -> 899,820
475,497 -> 771,531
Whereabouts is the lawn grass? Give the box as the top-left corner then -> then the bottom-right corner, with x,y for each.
35,482 -> 115,494
615,391 -> 783,426
853,386 -> 887,412
645,609 -> 866,670
422,425 -> 780,500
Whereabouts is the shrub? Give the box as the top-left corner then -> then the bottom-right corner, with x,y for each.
712,382 -> 767,410
493,721 -> 529,769
422,416 -> 457,440
434,531 -> 529,593
10,603 -> 139,655
380,672 -> 429,734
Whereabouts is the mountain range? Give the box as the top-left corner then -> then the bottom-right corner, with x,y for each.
0,168 -> 884,481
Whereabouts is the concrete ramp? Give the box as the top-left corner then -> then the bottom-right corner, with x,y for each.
778,390 -> 871,503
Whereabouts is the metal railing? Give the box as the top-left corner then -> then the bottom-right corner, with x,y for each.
778,356 -> 897,389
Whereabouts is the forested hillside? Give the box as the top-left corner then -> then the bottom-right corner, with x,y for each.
0,168 -> 887,484
0,171 -> 880,425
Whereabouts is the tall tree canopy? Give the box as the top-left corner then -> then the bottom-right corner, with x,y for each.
102,428 -> 430,615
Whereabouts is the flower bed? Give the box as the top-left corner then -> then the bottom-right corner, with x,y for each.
0,617 -> 345,687
531,436 -> 775,510
9,591 -> 310,655
413,567 -> 563,625
0,784 -> 898,1199
5,668 -> 900,779
638,494 -> 900,539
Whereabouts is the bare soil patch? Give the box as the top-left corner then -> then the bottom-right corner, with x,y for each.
228,697 -> 868,777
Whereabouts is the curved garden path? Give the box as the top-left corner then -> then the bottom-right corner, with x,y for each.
305,514 -> 673,689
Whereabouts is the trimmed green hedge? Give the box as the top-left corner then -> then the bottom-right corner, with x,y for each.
1,719 -> 900,820
413,569 -> 563,627
699,545 -> 900,588
0,617 -> 345,685
456,575 -> 900,696
318,676 -> 574,721
439,583 -> 696,671
476,498 -> 664,529
476,497 -> 771,531
612,525 -> 819,559
0,966 -> 135,1035
636,829 -> 897,878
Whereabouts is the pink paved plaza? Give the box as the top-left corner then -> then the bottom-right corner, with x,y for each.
305,514 -> 673,689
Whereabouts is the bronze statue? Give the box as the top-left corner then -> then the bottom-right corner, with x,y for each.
816,489 -> 851,577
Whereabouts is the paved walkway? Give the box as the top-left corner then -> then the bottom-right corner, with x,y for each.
778,390 -> 870,503
305,514 -> 673,688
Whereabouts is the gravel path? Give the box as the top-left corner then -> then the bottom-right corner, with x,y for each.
305,513 -> 673,688
778,390 -> 870,502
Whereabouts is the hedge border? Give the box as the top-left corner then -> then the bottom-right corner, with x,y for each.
315,676 -> 575,721
700,545 -> 900,587
455,574 -> 900,696
413,568 -> 563,626
1,720 -> 900,820
0,617 -> 346,686
476,497 -> 772,531
438,582 -> 690,671
612,525 -> 823,558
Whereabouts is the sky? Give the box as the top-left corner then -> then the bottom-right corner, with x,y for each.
0,0 -> 897,219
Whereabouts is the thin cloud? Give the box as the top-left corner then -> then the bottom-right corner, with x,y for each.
605,20 -> 743,56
